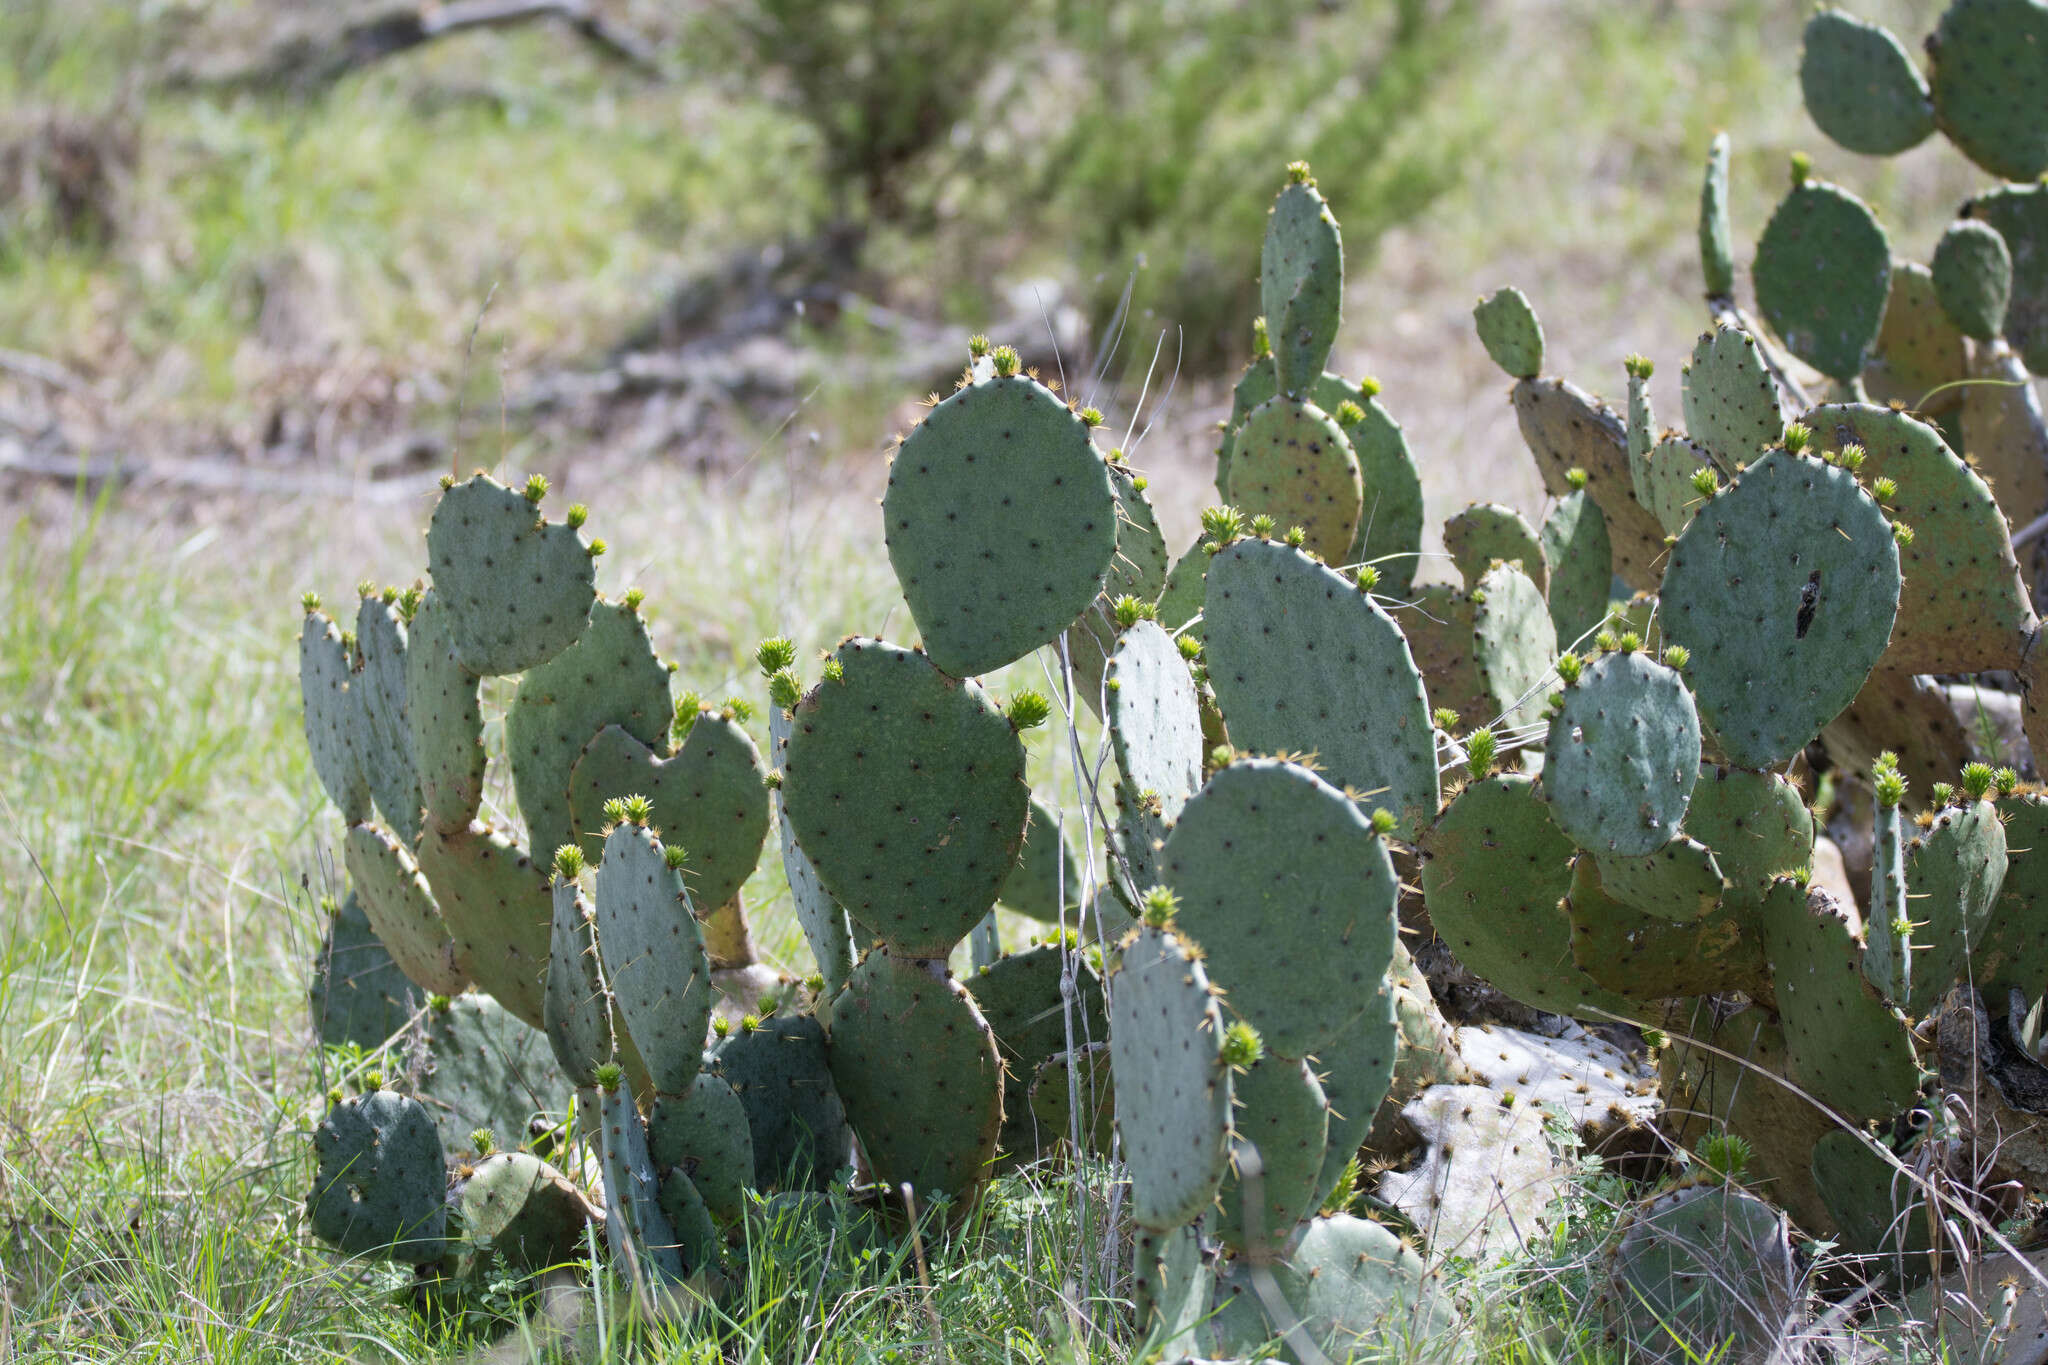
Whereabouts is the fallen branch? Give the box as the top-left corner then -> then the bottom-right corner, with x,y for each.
0,438 -> 445,504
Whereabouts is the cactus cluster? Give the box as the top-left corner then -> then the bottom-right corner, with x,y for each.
292,8 -> 2048,1347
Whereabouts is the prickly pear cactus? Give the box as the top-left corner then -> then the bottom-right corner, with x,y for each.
1223,397 -> 1362,562
344,822 -> 466,995
425,473 -> 596,677
1602,1183 -> 1801,1365
300,610 -> 371,824
352,594 -> 422,845
1472,286 -> 1544,380
1799,7 -> 1934,156
414,821 -> 553,1030
1754,176 -> 1890,383
1109,923 -> 1233,1230
1443,502 -> 1545,594
715,1013 -> 849,1192
308,1088 -> 451,1263
1542,648 -> 1701,857
404,591 -> 487,836
1212,1054 -> 1329,1256
1928,0 -> 2048,181
1681,327 -> 1783,463
1932,218 -> 2013,341
1262,164 -> 1344,397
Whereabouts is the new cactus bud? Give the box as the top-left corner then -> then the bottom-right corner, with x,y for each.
523,474 -> 548,503
991,346 -> 1022,378
1616,631 -> 1642,654
1661,644 -> 1690,670
821,657 -> 844,684
1789,150 -> 1812,186
1556,652 -> 1583,684
1370,807 -> 1399,836
1286,159 -> 1313,184
756,637 -> 797,675
1836,442 -> 1867,474
1221,1020 -> 1264,1070
470,1128 -> 496,1156
1931,782 -> 1955,807
587,538 -> 606,557
1782,423 -> 1811,454
622,794 -> 654,824
1078,406 -> 1105,428
1251,316 -> 1271,359
1996,767 -> 2019,797
1250,513 -> 1278,539
1962,762 -> 1996,801
741,1013 -> 760,1032
1355,564 -> 1379,590
769,669 -> 801,710
1464,728 -> 1498,777
1433,706 -> 1461,730
565,503 -> 589,530
594,1062 -> 623,1090
1892,522 -> 1914,546
1283,525 -> 1307,548
1595,630 -> 1619,654
356,579 -> 376,600
724,697 -> 755,723
968,333 -> 991,359
1209,744 -> 1235,769
601,797 -> 628,826
553,844 -> 585,881
1201,505 -> 1245,541
622,588 -> 645,612
1334,400 -> 1365,426
1358,376 -> 1382,398
1690,467 -> 1719,498
1114,595 -> 1155,628
1141,885 -> 1180,928
1176,634 -> 1203,661
1872,476 -> 1898,503
1698,1131 -> 1753,1181
301,590 -> 321,612
1874,753 -> 1907,808
428,994 -> 451,1011
1006,690 -> 1052,731
1566,466 -> 1590,491
713,1016 -> 731,1038
1624,354 -> 1654,380
664,845 -> 688,871
364,1070 -> 384,1091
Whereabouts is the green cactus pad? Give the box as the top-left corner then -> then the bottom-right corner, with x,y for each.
1106,618 -> 1205,837
1970,183 -> 2048,372
1810,1129 -> 1936,1271
782,639 -> 1027,958
648,1071 -> 754,1224
767,702 -> 854,997
1891,799 -> 2007,1016
1262,178 -> 1344,397
1026,1043 -> 1116,1160
415,993 -> 565,1159
1206,1213 -> 1455,1359
1931,0 -> 2048,180
1203,539 -> 1438,837
1865,263 -> 1967,411
425,473 -> 596,677
1543,650 -> 1700,857
1682,328 -> 1783,464
1980,795 -> 2048,1001
996,796 -> 1084,925
1757,878 -> 1923,1122
1566,855 -> 1771,1005
543,878 -> 611,1087
1541,487 -> 1612,652
569,711 -> 769,913
1636,435 -> 1714,538
1222,397 -> 1362,562
1593,836 -> 1726,924
507,598 -> 671,869
1341,392 -> 1426,597
1754,180 -> 1890,382
884,374 -> 1117,679
1133,1223 -> 1212,1350
1214,355 -> 1278,499
715,1013 -> 849,1191
1964,341 -> 2048,578
969,943 -> 1108,1167
1682,765 -> 1814,906
309,892 -> 417,1050
415,822 -> 553,1029
1661,450 -> 1899,768
825,949 -> 1003,1201
458,1151 -> 590,1273
1512,378 -> 1668,590
597,1079 -> 688,1282
1865,796 -> 1912,1007
1933,220 -> 2013,343
1108,923 -> 1232,1229
1213,1055 -> 1330,1256
1603,1184 -> 1800,1365
1473,286 -> 1545,379
1421,774 -> 1636,1018
1162,759 -> 1399,1059
1155,534 -> 1210,645
1305,988 -> 1399,1213
593,822 -> 711,1097
404,591 -> 487,836
1700,133 -> 1736,298
353,597 -> 422,844
1396,584 -> 1483,728
1810,403 -> 2032,674
345,822 -> 466,995
308,1089 -> 451,1263
1800,8 -> 1934,155
1470,562 -> 1557,739
1062,459 -> 1171,712
1443,503 -> 1546,595
300,612 -> 371,823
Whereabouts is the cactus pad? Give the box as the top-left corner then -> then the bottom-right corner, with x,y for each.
309,892 -> 417,1050
543,878 -> 611,1087
1133,1224 -> 1212,1350
884,375 -> 1117,679
1470,562 -> 1557,738
1660,450 -> 1899,768
1214,1055 -> 1330,1256
425,473 -> 596,676
1443,502 -> 1546,594
1420,774 -> 1635,1019
1593,836 -> 1725,923
825,950 -> 1003,1201
415,822 -> 553,1029
969,943 -> 1108,1167
1637,435 -> 1713,538
413,993 -> 565,1159
1541,487 -> 1612,651
1162,759 -> 1398,1058
1602,1184 -> 1800,1365
1511,378 -> 1668,590
1222,397 -> 1362,562
569,710 -> 769,911
1931,0 -> 2048,181
782,639 -> 1027,958
996,796 -> 1083,925
1893,799 -> 2008,1016
767,702 -> 854,997
1203,539 -> 1438,837
1865,263 -> 1967,411
1964,342 -> 2048,578
1062,460 -> 1171,710
459,1151 -> 590,1272
1026,1043 -> 1116,1160
345,822 -> 466,995
1810,1129 -> 1936,1270
1933,219 -> 2013,341
648,1071 -> 754,1224
508,598 -> 671,867
1206,1213 -> 1455,1358
1473,286 -> 1545,379
1699,132 -> 1735,297
1809,403 -> 2032,674
1682,765 -> 1814,906
308,1089 -> 451,1263
1262,178 -> 1344,397
1970,183 -> 2048,372
715,1012 -> 850,1191
1981,794 -> 2048,1001
1343,392 -> 1426,596
1754,180 -> 1890,382
1800,8 -> 1934,155
1758,879 -> 1922,1122
300,612 -> 370,823
1106,619 -> 1205,838
353,597 -> 422,844
1109,923 -> 1233,1229
593,822 -> 711,1097
1305,988 -> 1399,1212
597,1079 -> 688,1282
1682,327 -> 1783,464
1566,855 -> 1771,1005
405,591 -> 487,835
1543,650 -> 1701,857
